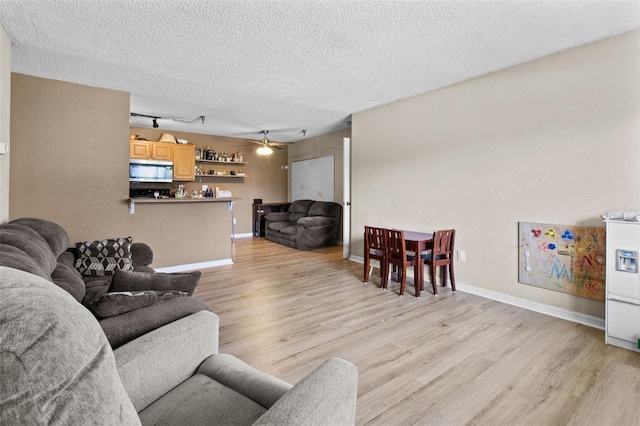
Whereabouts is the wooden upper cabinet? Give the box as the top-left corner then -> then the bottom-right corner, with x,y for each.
152,143 -> 172,160
172,144 -> 196,181
129,140 -> 151,159
129,141 -> 173,160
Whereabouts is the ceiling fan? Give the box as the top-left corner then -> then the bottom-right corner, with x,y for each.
244,130 -> 285,155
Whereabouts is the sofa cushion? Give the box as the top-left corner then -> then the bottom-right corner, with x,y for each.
281,224 -> 298,235
0,223 -> 57,280
83,279 -> 112,305
308,201 -> 341,218
10,217 -> 70,258
297,216 -> 336,228
110,269 -> 201,296
51,251 -> 87,302
138,374 -> 266,426
0,266 -> 140,425
75,237 -> 134,277
88,290 -> 187,318
287,199 -> 315,214
268,221 -> 296,232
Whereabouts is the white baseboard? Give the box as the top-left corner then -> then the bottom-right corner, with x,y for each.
155,258 -> 233,273
348,256 -> 604,330
233,233 -> 254,239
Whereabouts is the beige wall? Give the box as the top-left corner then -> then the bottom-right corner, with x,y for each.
352,30 -> 640,319
130,127 -> 289,236
288,128 -> 350,204
9,74 -> 236,268
0,27 -> 10,222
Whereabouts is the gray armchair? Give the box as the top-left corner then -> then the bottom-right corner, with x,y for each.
1,266 -> 359,425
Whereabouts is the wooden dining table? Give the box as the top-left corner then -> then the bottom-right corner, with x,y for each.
401,230 -> 433,295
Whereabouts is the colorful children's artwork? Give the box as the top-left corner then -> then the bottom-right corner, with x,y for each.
518,222 -> 606,301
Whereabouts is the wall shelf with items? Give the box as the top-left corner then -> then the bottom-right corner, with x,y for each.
196,159 -> 247,166
195,158 -> 247,183
195,175 -> 246,183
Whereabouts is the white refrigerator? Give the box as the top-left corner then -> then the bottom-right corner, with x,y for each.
605,219 -> 640,353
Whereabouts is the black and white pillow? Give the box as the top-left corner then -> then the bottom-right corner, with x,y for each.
75,237 -> 134,277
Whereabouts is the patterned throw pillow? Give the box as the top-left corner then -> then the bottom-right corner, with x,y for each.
74,237 -> 134,277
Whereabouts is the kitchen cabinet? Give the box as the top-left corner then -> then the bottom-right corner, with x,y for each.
172,144 -> 195,181
129,140 -> 173,161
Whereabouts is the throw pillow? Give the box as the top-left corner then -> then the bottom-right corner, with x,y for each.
74,237 -> 134,277
88,290 -> 187,318
110,269 -> 201,296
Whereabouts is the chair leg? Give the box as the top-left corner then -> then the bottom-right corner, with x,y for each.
363,255 -> 370,282
381,262 -> 389,290
430,263 -> 438,295
441,264 -> 447,288
449,262 -> 456,291
399,265 -> 407,296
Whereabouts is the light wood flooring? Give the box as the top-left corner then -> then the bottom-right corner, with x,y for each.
194,237 -> 640,426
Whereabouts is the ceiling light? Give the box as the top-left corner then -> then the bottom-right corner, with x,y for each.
257,145 -> 273,155
256,130 -> 273,156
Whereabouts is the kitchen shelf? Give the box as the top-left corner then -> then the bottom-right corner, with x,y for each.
195,174 -> 247,178
196,159 -> 247,165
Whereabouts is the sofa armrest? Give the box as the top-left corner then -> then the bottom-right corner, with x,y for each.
114,310 -> 219,413
265,211 -> 290,222
297,216 -> 336,229
131,242 -> 153,269
253,357 -> 358,426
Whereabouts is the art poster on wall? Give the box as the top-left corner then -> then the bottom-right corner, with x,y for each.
518,222 -> 606,301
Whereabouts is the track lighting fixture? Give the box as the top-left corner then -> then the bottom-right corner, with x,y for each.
130,113 -> 206,128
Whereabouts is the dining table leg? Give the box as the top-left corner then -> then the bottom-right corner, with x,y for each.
416,257 -> 424,296
413,242 -> 422,297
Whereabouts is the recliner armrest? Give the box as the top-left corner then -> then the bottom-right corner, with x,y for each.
131,242 -> 153,269
253,357 -> 358,426
114,310 -> 219,412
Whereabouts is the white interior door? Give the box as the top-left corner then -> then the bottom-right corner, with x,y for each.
343,137 -> 351,258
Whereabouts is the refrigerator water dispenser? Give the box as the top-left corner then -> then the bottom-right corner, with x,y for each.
616,250 -> 638,273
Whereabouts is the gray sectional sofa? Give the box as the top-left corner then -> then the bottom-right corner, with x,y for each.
0,217 -> 211,348
264,199 -> 342,250
1,266 -> 359,425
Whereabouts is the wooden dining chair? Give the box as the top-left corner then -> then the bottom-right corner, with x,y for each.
421,229 -> 456,295
383,229 -> 417,296
363,226 -> 387,288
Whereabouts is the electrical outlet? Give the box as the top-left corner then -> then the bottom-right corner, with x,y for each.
457,250 -> 466,262
201,185 -> 208,191
233,218 -> 237,225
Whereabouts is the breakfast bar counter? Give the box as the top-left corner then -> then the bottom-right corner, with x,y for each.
127,197 -> 239,214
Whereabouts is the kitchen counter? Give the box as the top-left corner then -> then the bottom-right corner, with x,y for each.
128,197 -> 240,214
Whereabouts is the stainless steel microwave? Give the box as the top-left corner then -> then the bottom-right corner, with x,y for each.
129,159 -> 173,183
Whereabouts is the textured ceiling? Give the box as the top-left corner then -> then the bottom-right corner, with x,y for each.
0,1 -> 638,142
